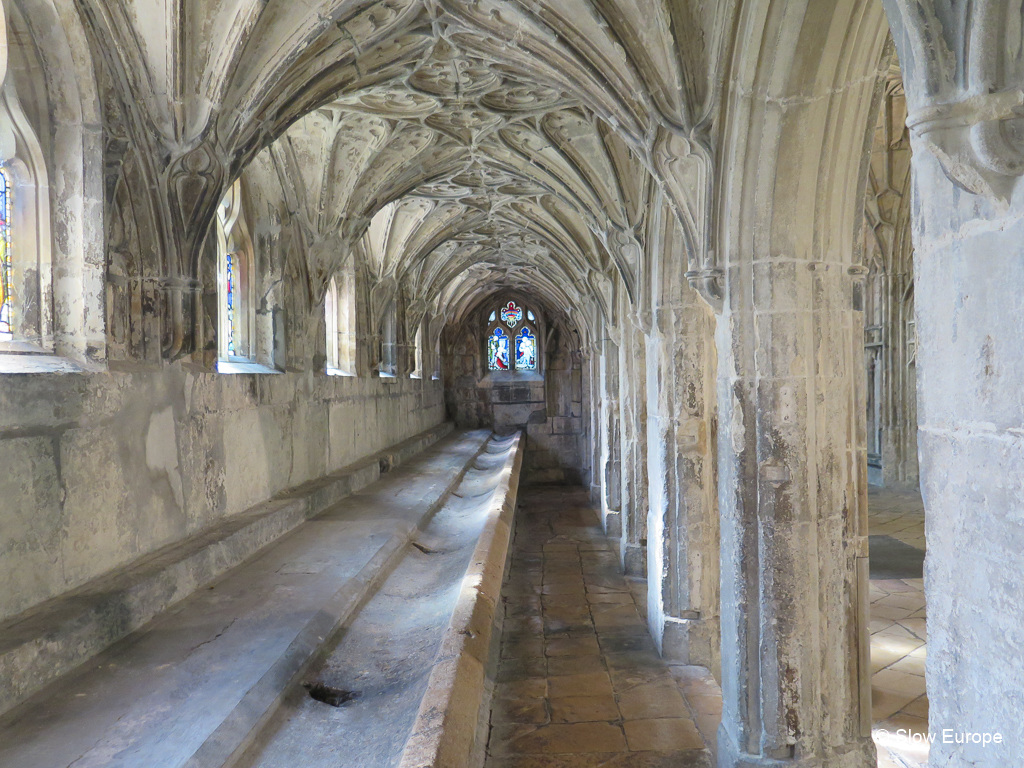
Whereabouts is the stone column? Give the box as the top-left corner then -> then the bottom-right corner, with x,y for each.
713,1 -> 885,765
599,334 -> 622,541
716,257 -> 874,768
880,4 -> 1024,762
618,318 -> 648,577
645,298 -> 720,674
899,141 -> 1024,768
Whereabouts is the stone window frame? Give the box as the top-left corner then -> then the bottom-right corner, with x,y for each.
325,269 -> 357,377
0,60 -> 53,365
215,179 -> 278,374
483,297 -> 544,380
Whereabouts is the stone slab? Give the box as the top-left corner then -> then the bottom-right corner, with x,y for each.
0,423 -> 454,718
398,432 -> 525,768
233,432 -> 524,768
0,427 -> 485,768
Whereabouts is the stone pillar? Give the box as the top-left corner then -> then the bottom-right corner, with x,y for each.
588,345 -> 602,505
618,318 -> 648,577
904,145 -> 1024,768
716,258 -> 874,768
713,2 -> 886,764
645,298 -> 720,674
880,3 -> 1024,762
599,334 -> 622,541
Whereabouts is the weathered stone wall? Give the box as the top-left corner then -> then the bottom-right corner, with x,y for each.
443,295 -> 589,485
0,368 -> 444,623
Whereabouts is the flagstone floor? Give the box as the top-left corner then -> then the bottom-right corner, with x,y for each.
868,487 -> 928,768
482,484 -> 928,768
482,486 -> 717,768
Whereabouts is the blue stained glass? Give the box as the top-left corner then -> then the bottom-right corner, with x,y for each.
515,327 -> 537,370
488,327 -> 509,371
225,251 -> 235,355
0,169 -> 12,341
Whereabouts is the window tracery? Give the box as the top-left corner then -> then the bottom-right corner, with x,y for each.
485,300 -> 539,372
217,179 -> 255,362
0,167 -> 11,341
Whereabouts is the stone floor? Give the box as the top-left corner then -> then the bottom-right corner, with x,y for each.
483,486 -> 717,768
483,484 -> 927,768
868,487 -> 928,768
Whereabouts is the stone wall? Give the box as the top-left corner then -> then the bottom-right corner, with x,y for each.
442,295 -> 589,485
0,367 -> 445,624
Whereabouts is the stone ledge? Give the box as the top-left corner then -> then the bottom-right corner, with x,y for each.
0,421 -> 455,718
398,431 -> 525,768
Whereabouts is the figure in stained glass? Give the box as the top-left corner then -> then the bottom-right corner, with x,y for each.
488,327 -> 510,370
0,169 -> 12,341
515,326 -> 537,370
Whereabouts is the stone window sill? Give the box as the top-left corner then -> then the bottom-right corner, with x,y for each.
216,360 -> 282,375
326,366 -> 356,377
0,354 -> 83,374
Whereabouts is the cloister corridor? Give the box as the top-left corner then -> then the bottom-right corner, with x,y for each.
4,0 -> 1024,765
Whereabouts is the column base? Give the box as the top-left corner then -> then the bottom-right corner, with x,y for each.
622,541 -> 646,576
659,615 -> 720,677
602,508 -> 622,539
717,724 -> 876,768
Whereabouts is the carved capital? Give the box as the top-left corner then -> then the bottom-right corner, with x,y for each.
684,267 -> 724,314
886,0 -> 1024,204
907,90 -> 1024,202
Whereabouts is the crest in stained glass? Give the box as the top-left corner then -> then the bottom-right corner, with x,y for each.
0,169 -> 12,341
500,301 -> 522,328
515,326 -> 537,370
488,327 -> 510,370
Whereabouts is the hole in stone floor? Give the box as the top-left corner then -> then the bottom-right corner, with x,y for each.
412,542 -> 437,555
302,682 -> 359,707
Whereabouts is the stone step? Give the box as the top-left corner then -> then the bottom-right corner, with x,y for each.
0,422 -> 454,719
0,427 -> 491,768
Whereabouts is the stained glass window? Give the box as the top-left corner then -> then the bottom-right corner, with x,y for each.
527,310 -> 535,322
515,326 -> 537,370
500,301 -> 522,328
0,169 -> 12,341
488,310 -> 496,323
225,250 -> 236,355
488,327 -> 510,370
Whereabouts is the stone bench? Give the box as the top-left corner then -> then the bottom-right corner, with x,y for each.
0,422 -> 454,718
0,427 -> 521,768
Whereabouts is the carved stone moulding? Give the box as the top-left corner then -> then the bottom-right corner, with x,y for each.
907,89 -> 1024,204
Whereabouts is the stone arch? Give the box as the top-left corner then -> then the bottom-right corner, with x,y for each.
0,0 -> 103,366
